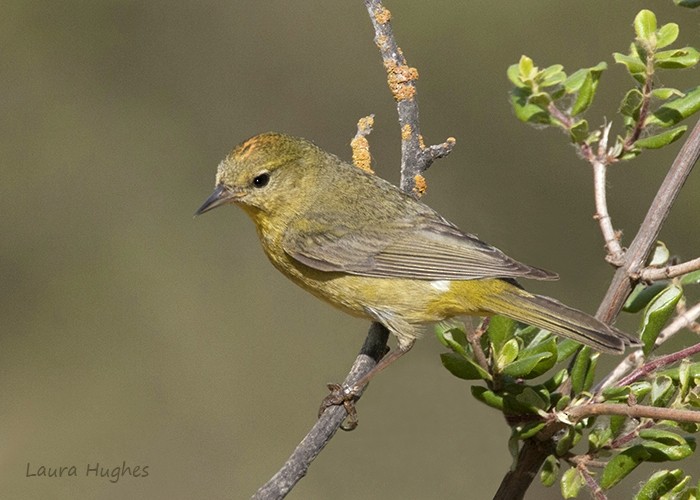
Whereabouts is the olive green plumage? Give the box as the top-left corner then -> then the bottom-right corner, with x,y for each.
197,132 -> 638,354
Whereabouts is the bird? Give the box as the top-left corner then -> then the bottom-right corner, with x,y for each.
196,132 -> 638,396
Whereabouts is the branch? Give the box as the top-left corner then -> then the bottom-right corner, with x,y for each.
252,323 -> 389,499
640,256 -> 700,282
596,116 -> 700,324
497,119 -> 700,499
567,402 -> 700,424
364,0 -> 455,195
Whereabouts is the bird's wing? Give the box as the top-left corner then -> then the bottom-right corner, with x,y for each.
282,214 -> 558,281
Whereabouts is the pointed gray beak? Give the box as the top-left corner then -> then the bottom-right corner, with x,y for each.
195,185 -> 233,216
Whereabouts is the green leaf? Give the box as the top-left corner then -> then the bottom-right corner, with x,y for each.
681,269 -> 700,286
544,368 -> 569,392
556,427 -> 583,456
496,338 -> 520,371
571,73 -> 595,116
658,362 -> 700,381
656,23 -> 680,49
651,375 -> 676,407
656,47 -> 700,69
639,430 -> 695,461
620,89 -> 644,120
640,284 -> 683,355
564,62 -> 607,94
514,386 -> 549,412
507,64 -> 526,88
601,446 -> 651,489
648,241 -> 671,267
440,352 -> 491,381
634,10 -> 657,43
519,55 -> 535,80
557,339 -> 581,362
646,86 -> 700,128
529,92 -> 552,108
502,352 -> 555,379
651,88 -> 684,101
635,469 -> 685,500
541,455 -> 559,487
514,337 -> 558,378
511,89 -> 551,124
624,281 -> 669,313
436,326 -> 468,355
571,347 -> 594,394
516,421 -> 546,440
635,126 -> 687,149
583,353 -> 599,392
614,51 -> 646,76
569,120 -> 589,143
679,359 -> 692,399
569,66 -> 606,116
471,386 -> 504,410
561,467 -> 584,498
488,315 -> 518,353
610,414 -> 627,438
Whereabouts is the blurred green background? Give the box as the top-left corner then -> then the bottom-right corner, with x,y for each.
2,1 -> 698,498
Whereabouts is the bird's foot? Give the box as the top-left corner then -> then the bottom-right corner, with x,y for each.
318,383 -> 361,431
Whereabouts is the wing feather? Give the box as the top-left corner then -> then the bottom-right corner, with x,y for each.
283,213 -> 557,281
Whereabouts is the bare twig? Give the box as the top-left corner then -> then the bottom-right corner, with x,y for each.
578,464 -> 607,500
640,256 -> 700,282
592,124 -> 625,265
614,341 -> 700,389
566,402 -> 700,424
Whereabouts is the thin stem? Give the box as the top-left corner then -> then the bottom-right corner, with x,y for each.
640,256 -> 700,282
615,341 -> 700,388
567,402 -> 700,424
593,159 -> 624,265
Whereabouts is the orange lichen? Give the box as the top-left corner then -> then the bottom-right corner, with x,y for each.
375,6 -> 392,24
351,115 -> 375,174
413,174 -> 427,196
384,60 -> 419,102
401,124 -> 412,141
418,134 -> 426,150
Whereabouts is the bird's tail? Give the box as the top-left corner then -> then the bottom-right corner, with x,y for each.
482,286 -> 640,354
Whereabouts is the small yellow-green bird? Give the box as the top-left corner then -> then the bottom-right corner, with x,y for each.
197,132 -> 637,377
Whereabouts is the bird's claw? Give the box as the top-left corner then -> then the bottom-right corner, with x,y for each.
318,383 -> 360,431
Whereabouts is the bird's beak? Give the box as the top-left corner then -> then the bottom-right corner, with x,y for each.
195,185 -> 235,216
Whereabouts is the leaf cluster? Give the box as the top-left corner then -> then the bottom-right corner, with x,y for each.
508,10 -> 700,161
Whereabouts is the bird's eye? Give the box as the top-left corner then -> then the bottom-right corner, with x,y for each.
252,172 -> 270,188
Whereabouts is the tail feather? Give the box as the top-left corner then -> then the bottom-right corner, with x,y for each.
484,289 -> 640,354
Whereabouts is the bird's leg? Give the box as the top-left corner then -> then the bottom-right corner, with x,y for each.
318,339 -> 415,430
